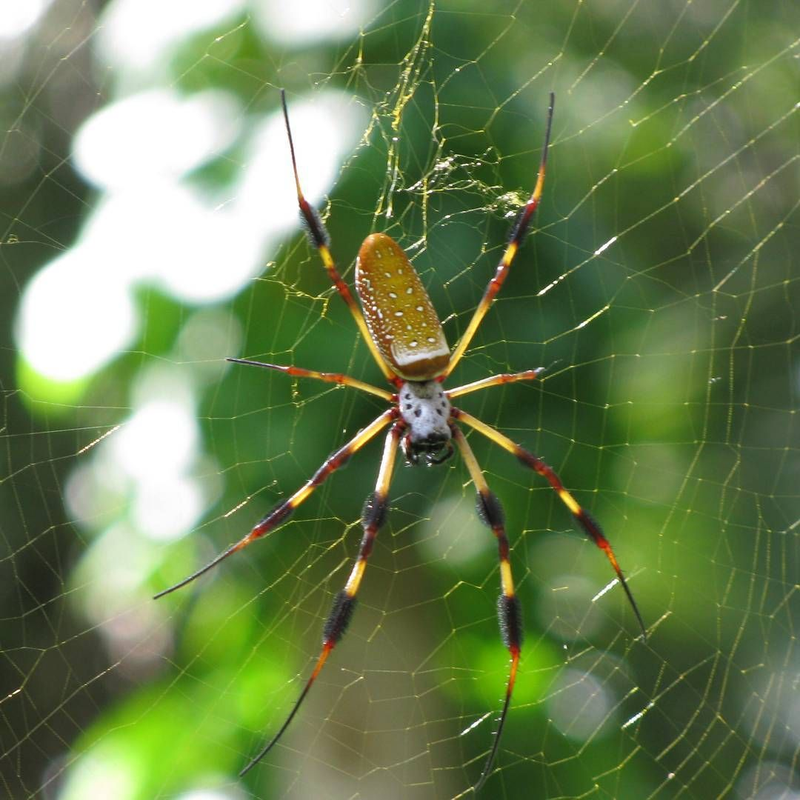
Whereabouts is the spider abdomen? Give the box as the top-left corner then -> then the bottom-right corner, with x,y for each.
355,233 -> 450,381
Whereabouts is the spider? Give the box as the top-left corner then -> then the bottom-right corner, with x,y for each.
155,89 -> 646,792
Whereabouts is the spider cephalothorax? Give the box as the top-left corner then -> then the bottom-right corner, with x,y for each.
398,380 -> 453,465
155,89 -> 645,793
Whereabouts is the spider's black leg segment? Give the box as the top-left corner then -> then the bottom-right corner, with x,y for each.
452,408 -> 646,639
446,93 -> 555,377
447,369 -> 545,400
240,421 -> 404,777
226,357 -> 394,401
154,410 -> 396,599
280,89 -> 397,384
451,425 -> 521,792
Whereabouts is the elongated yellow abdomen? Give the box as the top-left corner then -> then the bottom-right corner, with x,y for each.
355,233 -> 450,381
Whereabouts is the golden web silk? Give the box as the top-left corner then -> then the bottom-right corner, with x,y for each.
355,233 -> 450,380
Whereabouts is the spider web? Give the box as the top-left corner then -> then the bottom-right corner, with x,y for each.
2,1 -> 799,798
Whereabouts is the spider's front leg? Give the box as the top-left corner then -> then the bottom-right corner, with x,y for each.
453,408 -> 646,638
450,424 -> 522,792
154,410 -> 395,598
240,420 -> 405,776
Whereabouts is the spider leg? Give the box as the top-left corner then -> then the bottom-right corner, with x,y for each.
227,357 -> 394,401
280,89 -> 398,385
452,408 -> 646,639
447,368 -> 544,400
154,409 -> 396,599
240,420 -> 404,776
451,425 -> 522,792
446,93 -> 554,377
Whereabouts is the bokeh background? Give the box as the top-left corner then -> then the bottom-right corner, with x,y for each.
1,1 -> 799,798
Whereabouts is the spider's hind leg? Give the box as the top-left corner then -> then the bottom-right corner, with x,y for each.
280,89 -> 397,384
446,93 -> 555,377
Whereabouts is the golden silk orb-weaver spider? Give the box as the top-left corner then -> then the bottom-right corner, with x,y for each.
155,89 -> 646,792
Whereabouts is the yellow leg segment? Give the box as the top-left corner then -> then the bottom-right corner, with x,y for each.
452,408 -> 646,638
446,94 -> 555,377
154,410 -> 395,599
239,421 -> 403,776
227,357 -> 393,400
280,90 -> 396,384
446,368 -> 543,399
